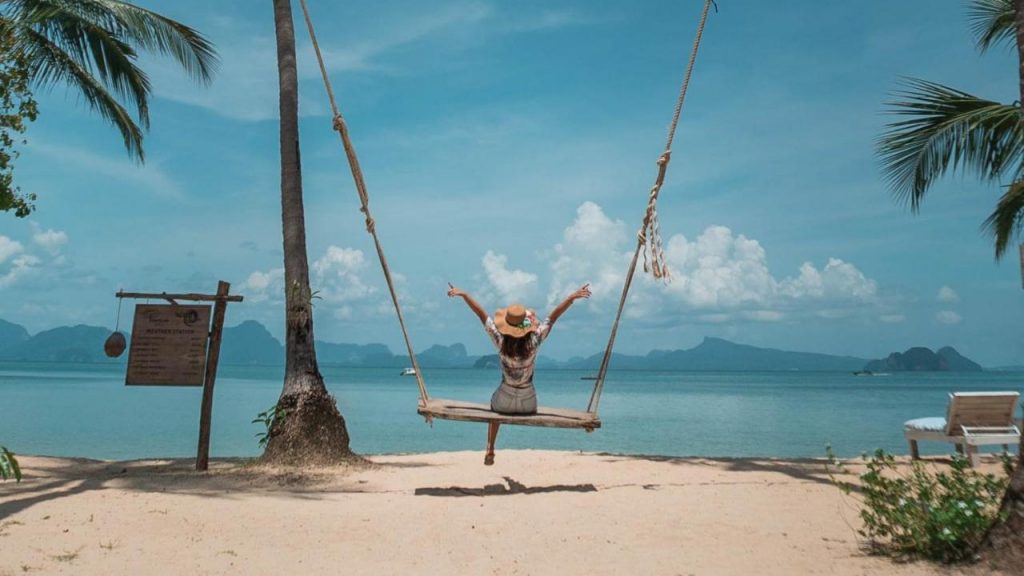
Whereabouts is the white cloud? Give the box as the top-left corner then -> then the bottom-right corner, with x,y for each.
779,258 -> 878,302
31,224 -> 68,255
241,268 -> 284,303
0,254 -> 41,288
936,310 -> 962,325
936,285 -> 959,303
0,236 -> 23,263
547,201 -> 628,308
880,314 -> 905,323
312,245 -> 373,304
534,203 -> 882,326
663,226 -> 775,309
482,250 -> 538,304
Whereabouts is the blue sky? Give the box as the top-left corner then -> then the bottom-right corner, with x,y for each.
1,0 -> 1022,366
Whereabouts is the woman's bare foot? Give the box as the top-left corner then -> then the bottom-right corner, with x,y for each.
484,453 -> 495,466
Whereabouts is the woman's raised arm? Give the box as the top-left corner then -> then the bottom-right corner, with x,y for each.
447,283 -> 488,324
547,283 -> 591,325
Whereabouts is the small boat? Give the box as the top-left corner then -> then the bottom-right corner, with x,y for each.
400,367 -> 417,376
852,370 -> 874,376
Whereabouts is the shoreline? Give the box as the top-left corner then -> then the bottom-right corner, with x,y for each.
1,450 -> 1011,575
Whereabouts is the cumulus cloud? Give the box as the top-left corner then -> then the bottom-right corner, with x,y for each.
780,259 -> 878,302
241,268 -> 284,303
312,245 -> 374,303
477,202 -> 885,326
0,254 -> 41,288
241,245 -> 375,317
662,226 -> 775,309
936,285 -> 959,303
0,236 -> 42,287
661,228 -> 876,314
936,310 -> 962,325
482,250 -> 538,304
0,236 -> 23,263
547,201 -> 628,308
31,224 -> 68,256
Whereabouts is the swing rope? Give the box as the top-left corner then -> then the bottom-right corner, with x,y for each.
588,0 -> 715,415
297,0 -> 428,406
297,0 -> 714,418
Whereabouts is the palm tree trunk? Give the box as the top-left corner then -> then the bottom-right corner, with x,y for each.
977,1 -> 1024,570
261,0 -> 356,465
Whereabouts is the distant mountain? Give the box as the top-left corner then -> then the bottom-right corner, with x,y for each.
0,319 -> 30,353
863,346 -> 982,372
0,324 -> 122,363
220,320 -> 284,365
316,341 -> 400,367
564,337 -> 868,371
418,343 -> 472,368
0,317 -> 989,373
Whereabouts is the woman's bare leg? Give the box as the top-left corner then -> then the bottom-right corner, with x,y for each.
485,422 -> 500,465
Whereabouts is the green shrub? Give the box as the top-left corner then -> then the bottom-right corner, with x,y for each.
252,404 -> 288,449
0,445 -> 21,482
825,447 -> 1010,563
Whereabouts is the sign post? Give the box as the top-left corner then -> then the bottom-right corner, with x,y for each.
116,281 -> 243,471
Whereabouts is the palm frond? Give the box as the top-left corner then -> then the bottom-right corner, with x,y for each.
94,0 -> 217,84
982,179 -> 1024,259
9,0 -> 152,128
968,0 -> 1016,53
877,78 -> 1024,211
19,25 -> 144,160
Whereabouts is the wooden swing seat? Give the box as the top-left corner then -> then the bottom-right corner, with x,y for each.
418,398 -> 601,431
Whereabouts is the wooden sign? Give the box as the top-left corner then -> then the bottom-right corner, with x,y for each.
126,304 -> 212,386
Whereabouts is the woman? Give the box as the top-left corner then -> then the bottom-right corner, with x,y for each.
447,282 -> 592,465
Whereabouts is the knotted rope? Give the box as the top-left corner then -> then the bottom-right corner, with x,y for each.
588,0 -> 714,415
298,0 -> 428,407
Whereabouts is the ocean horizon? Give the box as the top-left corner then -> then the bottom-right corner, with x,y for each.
2,361 -> 1021,461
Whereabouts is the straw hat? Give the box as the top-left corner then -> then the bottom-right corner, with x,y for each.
494,304 -> 538,338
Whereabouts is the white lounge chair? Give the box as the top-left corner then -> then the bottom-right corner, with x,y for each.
903,391 -> 1021,466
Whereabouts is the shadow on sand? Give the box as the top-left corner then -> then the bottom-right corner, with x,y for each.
415,476 -> 597,497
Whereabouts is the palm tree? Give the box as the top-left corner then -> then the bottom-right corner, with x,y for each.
261,0 -> 356,466
0,0 -> 217,216
877,0 -> 1023,568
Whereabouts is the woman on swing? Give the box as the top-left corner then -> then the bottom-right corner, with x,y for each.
447,282 -> 592,465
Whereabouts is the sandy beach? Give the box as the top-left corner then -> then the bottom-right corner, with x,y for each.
1,451 -> 1014,576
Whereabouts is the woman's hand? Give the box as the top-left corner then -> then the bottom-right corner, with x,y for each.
447,282 -> 466,299
571,283 -> 592,301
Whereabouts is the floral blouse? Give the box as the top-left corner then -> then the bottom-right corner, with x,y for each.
484,317 -> 551,389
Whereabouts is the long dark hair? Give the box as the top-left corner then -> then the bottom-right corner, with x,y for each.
500,334 -> 534,360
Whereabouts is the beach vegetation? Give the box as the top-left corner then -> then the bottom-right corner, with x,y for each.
252,404 -> 288,449
826,448 -> 1011,563
259,0 -> 356,467
0,25 -> 37,217
0,0 -> 218,218
0,445 -> 21,482
877,0 -> 1024,569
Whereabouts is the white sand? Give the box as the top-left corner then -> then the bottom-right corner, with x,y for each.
0,451 -> 1008,575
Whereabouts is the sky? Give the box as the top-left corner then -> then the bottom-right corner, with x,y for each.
1,0 -> 1022,367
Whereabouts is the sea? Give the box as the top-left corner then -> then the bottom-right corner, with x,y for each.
1,362 -> 1021,461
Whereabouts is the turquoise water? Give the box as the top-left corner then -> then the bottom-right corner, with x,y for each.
1,362 -> 1021,460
